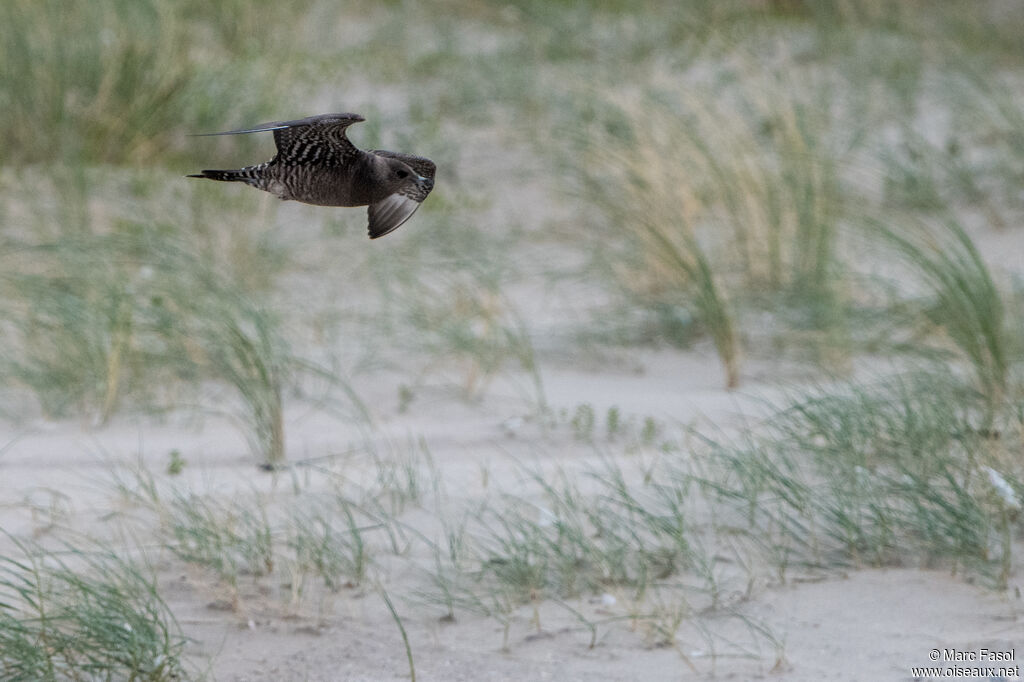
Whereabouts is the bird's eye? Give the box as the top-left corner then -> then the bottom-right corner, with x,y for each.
396,169 -> 409,179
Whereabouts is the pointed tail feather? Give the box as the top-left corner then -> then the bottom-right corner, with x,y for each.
187,168 -> 252,182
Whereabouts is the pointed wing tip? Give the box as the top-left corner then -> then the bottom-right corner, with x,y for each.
190,113 -> 366,137
322,112 -> 366,128
367,221 -> 406,240
189,125 -> 289,137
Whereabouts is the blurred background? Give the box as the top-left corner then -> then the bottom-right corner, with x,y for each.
2,0 -> 1023,434
1,1 -> 1024,678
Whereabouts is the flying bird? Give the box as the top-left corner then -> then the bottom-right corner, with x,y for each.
188,113 -> 435,239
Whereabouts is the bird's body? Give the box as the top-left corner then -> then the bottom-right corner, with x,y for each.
189,113 -> 435,239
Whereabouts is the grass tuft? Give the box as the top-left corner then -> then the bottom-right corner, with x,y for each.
868,216 -> 1010,409
0,537 -> 187,681
695,370 -> 1023,585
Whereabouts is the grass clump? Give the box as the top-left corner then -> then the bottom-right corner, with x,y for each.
165,490 -> 275,585
416,460 -> 760,653
869,216 -> 1010,410
697,370 -> 1023,586
0,235 -> 150,423
0,0 -> 193,164
0,538 -> 187,682
0,209 -> 360,466
110,450 -> 427,604
0,229 -> 290,463
576,55 -> 850,386
287,496 -> 371,592
190,298 -> 291,466
0,0 -> 317,165
579,97 -> 741,387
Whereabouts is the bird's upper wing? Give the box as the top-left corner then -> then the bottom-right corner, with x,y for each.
366,151 -> 436,239
194,113 -> 366,167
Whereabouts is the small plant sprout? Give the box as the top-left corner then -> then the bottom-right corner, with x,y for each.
166,449 -> 185,476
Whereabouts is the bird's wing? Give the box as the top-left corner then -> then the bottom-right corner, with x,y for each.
366,151 -> 436,239
367,194 -> 423,239
194,113 -> 366,167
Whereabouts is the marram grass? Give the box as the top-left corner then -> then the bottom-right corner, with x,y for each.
0,537 -> 188,682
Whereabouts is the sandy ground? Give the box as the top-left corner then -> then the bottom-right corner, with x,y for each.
2,336 -> 1022,681
3,61 -> 1024,680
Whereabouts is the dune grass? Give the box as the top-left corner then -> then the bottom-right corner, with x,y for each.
0,0 -> 326,165
868,216 -> 1011,410
0,223 -> 302,464
578,97 -> 743,387
694,369 -> 1023,586
108,439 -> 434,605
0,537 -> 188,682
412,359 -> 1022,650
0,167 -> 376,465
409,453 -> 775,655
1,0 -> 1023,675
166,490 -> 276,586
0,0 -> 194,164
577,72 -> 854,386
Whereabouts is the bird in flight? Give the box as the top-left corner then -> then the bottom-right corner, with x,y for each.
189,113 -> 435,239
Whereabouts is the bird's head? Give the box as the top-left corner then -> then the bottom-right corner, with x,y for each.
384,158 -> 432,191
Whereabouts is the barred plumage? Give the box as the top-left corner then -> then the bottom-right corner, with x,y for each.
188,113 -> 435,239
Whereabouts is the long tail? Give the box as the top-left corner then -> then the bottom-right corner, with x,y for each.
187,161 -> 272,187
187,168 -> 260,184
